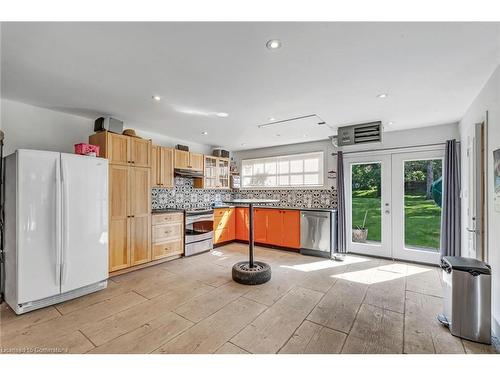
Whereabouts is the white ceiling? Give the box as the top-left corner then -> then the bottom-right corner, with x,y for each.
2,22 -> 499,151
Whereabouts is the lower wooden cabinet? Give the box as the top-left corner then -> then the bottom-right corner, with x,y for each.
232,207 -> 301,249
152,212 -> 184,260
214,208 -> 235,245
108,165 -> 152,273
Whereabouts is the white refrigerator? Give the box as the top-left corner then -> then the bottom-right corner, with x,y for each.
4,149 -> 109,314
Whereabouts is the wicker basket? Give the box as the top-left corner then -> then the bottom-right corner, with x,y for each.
352,228 -> 368,243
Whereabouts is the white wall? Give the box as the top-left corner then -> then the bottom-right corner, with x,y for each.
0,99 -> 211,156
459,63 -> 500,338
232,123 -> 459,190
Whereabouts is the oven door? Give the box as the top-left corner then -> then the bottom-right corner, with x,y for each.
185,214 -> 214,243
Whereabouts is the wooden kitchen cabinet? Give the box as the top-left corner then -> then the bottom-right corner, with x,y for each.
129,167 -> 152,266
151,145 -> 174,188
107,133 -> 129,165
130,138 -> 152,167
214,207 -> 235,245
109,165 -> 130,272
190,153 -> 204,171
174,149 -> 190,169
174,149 -> 204,172
195,155 -> 231,189
152,212 -> 184,260
107,164 -> 152,273
89,131 -> 152,167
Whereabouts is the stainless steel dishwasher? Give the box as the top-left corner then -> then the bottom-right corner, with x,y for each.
300,210 -> 337,258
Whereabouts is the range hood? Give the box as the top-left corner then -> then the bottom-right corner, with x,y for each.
174,168 -> 204,178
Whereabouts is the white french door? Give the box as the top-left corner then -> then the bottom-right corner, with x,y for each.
391,150 -> 444,264
345,149 -> 445,265
345,154 -> 392,259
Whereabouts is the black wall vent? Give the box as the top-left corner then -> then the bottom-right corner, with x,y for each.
337,121 -> 382,146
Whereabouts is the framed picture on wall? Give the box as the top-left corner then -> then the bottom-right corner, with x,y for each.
494,148 -> 500,212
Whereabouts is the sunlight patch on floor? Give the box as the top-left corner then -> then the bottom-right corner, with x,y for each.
210,250 -> 225,257
279,255 -> 369,272
333,265 -> 432,285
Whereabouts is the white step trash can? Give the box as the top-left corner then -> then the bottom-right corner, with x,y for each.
438,256 -> 491,344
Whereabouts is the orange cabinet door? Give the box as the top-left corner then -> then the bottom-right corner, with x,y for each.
235,207 -> 249,241
266,209 -> 283,246
254,209 -> 267,243
282,210 -> 301,249
227,208 -> 236,241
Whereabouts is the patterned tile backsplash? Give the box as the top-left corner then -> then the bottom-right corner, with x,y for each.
152,177 -> 338,210
233,188 -> 337,209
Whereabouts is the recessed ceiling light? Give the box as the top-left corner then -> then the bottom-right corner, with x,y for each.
201,131 -> 208,135
266,39 -> 282,49
377,93 -> 388,99
241,143 -> 246,146
268,117 -> 275,122
152,95 -> 161,101
388,121 -> 394,125
216,112 -> 229,118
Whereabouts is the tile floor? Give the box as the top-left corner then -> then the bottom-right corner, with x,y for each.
0,243 -> 497,354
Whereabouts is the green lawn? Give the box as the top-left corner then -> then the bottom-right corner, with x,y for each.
352,189 -> 442,250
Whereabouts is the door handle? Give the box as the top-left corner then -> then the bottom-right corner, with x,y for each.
466,227 -> 479,233
61,158 -> 70,286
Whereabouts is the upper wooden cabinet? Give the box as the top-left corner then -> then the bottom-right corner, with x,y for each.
174,149 -> 204,172
196,155 -> 230,189
89,131 -> 152,167
190,153 -> 204,171
174,149 -> 190,169
151,145 -> 174,188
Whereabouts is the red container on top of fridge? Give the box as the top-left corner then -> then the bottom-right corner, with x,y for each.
74,143 -> 100,156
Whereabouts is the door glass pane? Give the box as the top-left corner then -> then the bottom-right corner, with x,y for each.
404,159 -> 443,250
351,163 -> 382,243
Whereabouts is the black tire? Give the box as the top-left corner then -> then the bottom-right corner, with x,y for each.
232,261 -> 272,285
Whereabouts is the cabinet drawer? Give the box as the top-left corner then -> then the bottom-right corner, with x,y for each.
152,212 -> 183,225
153,222 -> 183,242
214,208 -> 232,217
153,240 -> 183,260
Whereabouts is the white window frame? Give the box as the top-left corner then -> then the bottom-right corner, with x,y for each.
241,151 -> 325,189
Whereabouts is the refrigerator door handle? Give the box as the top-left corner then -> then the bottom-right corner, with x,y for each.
61,158 -> 70,285
55,159 -> 62,285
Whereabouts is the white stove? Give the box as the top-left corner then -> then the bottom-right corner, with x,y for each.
184,208 -> 214,256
